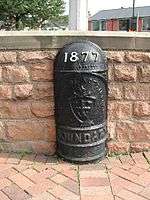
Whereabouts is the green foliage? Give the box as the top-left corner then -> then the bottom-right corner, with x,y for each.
0,0 -> 66,30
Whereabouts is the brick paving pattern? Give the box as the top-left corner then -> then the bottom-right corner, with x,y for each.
0,152 -> 149,200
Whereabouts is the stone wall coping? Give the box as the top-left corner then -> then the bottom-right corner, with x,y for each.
0,31 -> 150,50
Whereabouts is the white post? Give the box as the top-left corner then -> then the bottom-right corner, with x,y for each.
69,0 -> 88,31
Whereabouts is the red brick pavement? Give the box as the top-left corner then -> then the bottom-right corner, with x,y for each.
0,152 -> 149,200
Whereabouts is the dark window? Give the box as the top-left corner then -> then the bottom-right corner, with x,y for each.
119,19 -> 129,31
130,17 -> 137,31
101,21 -> 106,31
142,17 -> 150,31
93,21 -> 99,31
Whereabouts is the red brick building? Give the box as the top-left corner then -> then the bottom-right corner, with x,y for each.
89,6 -> 150,32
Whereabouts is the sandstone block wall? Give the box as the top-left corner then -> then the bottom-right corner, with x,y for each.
0,48 -> 150,155
107,51 -> 150,154
0,50 -> 56,154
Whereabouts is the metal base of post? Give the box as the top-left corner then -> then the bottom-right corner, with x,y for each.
57,150 -> 106,164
